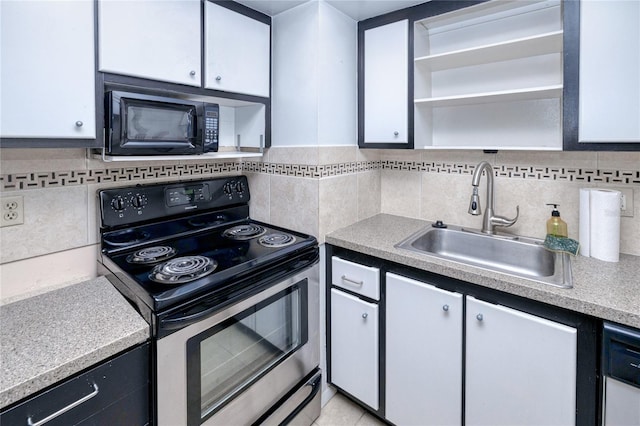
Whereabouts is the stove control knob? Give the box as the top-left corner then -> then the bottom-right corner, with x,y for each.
223,182 -> 234,196
131,194 -> 147,208
235,181 -> 245,193
111,196 -> 125,211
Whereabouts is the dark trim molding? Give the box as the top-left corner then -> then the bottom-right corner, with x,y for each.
209,0 -> 270,25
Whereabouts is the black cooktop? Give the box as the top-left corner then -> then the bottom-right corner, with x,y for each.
102,219 -> 317,311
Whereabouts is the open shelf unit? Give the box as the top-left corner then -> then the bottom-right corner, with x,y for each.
413,0 -> 563,150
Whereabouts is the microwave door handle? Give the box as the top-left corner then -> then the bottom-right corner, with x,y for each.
190,109 -> 198,139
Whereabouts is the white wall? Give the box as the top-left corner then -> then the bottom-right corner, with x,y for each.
272,0 -> 357,147
272,2 -> 319,146
318,1 -> 357,146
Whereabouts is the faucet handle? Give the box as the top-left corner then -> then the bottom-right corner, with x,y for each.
492,205 -> 519,228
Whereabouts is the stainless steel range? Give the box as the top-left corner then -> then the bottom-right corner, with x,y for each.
97,176 -> 321,426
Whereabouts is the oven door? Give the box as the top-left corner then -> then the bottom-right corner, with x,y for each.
156,265 -> 319,426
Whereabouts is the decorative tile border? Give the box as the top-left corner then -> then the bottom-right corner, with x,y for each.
1,162 -> 241,191
381,161 -> 640,185
242,160 -> 381,177
1,159 -> 638,191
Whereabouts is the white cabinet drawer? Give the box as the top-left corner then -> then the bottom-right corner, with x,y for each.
331,257 -> 380,300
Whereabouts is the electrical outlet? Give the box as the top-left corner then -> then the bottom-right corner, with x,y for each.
1,196 -> 24,227
614,187 -> 634,218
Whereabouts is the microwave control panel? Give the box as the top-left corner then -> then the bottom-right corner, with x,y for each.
203,105 -> 219,152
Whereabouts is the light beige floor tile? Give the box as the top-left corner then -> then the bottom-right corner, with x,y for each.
355,412 -> 387,426
316,393 -> 365,426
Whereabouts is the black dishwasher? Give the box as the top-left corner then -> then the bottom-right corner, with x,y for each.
602,322 -> 640,425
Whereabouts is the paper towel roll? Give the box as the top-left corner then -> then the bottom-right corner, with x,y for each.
584,189 -> 621,262
579,188 -> 592,256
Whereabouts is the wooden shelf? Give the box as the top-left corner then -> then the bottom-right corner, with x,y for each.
415,31 -> 563,71
414,85 -> 563,107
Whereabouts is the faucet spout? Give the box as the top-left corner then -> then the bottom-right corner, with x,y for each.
469,161 -> 519,234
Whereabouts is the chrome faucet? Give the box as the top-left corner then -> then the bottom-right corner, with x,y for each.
468,161 -> 519,234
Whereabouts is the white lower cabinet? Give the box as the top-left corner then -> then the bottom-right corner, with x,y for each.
329,260 -> 580,425
330,288 -> 379,410
465,296 -> 577,426
386,273 -> 463,426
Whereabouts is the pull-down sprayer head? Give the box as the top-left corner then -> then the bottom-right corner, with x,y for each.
468,186 -> 481,215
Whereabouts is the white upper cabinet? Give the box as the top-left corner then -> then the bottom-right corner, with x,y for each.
579,0 -> 640,143
1,0 -> 96,139
413,0 -> 563,150
363,19 -> 409,144
204,2 -> 270,97
98,0 -> 201,87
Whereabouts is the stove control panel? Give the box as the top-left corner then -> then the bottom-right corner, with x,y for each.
99,176 -> 250,228
166,184 -> 209,207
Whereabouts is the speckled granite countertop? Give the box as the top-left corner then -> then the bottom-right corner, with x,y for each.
326,214 -> 640,329
0,277 -> 150,409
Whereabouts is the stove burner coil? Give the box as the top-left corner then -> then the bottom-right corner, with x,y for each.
103,229 -> 151,247
149,256 -> 217,284
126,246 -> 177,265
258,233 -> 296,248
222,224 -> 266,240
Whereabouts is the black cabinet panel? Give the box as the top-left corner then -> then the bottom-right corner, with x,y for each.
1,343 -> 150,426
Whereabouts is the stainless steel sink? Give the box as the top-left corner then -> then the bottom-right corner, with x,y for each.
395,223 -> 572,288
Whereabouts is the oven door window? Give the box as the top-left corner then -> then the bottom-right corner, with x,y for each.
121,98 -> 197,148
186,281 -> 308,425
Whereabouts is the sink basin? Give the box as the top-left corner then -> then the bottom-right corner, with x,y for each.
395,223 -> 572,288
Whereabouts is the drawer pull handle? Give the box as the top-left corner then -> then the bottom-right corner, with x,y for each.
341,275 -> 363,286
27,383 -> 99,426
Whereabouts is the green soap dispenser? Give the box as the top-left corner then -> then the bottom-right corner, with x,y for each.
546,203 -> 568,237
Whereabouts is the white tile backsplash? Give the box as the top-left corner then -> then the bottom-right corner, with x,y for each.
0,185 -> 89,264
0,146 -> 638,302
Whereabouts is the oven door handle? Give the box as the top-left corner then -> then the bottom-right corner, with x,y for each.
160,303 -> 221,330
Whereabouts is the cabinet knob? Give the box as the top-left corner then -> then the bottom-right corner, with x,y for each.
394,131 -> 399,136
75,121 -> 83,128
476,313 -> 484,321
362,313 -> 368,319
442,304 -> 449,312
216,75 -> 222,81
190,70 -> 196,76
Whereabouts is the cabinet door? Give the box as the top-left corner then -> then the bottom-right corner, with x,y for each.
0,0 -> 95,139
386,273 -> 462,426
330,288 -> 379,410
465,296 -> 577,426
0,343 -> 149,425
98,0 -> 201,87
204,2 -> 270,97
362,19 -> 409,145
579,0 -> 640,143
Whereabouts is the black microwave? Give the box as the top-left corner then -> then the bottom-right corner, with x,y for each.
105,91 -> 219,156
